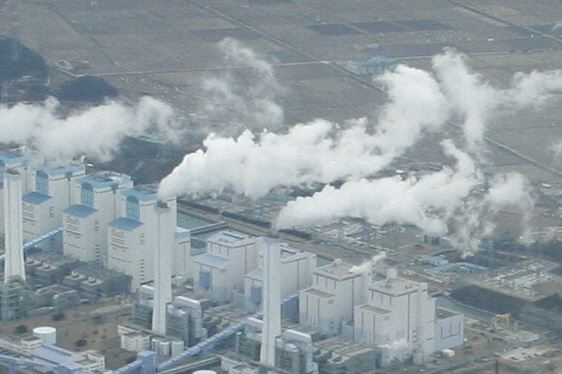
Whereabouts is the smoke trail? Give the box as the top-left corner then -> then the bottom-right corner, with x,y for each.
349,252 -> 387,273
277,144 -> 535,255
197,38 -> 285,134
0,96 -> 184,163
159,64 -> 449,199
159,49 -> 562,251
433,49 -> 562,154
276,140 -> 480,234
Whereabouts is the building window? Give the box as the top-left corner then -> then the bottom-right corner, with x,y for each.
199,271 -> 211,290
251,286 -> 262,305
81,183 -> 94,208
36,171 -> 48,195
126,196 -> 140,221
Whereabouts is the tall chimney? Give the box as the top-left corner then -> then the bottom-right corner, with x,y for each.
152,201 -> 173,335
4,169 -> 25,283
260,237 -> 281,368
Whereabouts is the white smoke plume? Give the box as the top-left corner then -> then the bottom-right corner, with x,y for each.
0,96 -> 184,163
433,49 -> 562,154
349,252 -> 387,273
159,64 -> 449,199
447,172 -> 534,254
276,144 -> 534,255
276,140 -> 480,235
159,48 -> 562,251
198,38 -> 284,133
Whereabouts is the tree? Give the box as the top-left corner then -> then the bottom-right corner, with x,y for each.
75,339 -> 87,347
14,325 -> 28,334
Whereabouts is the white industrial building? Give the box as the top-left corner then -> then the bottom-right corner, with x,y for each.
62,172 -> 133,264
244,242 -> 316,309
299,260 -> 368,335
193,231 -> 258,302
107,187 -> 190,290
353,270 -> 436,365
299,260 -> 464,366
22,164 -> 86,242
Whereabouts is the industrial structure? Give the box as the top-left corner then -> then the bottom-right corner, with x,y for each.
0,150 -> 466,374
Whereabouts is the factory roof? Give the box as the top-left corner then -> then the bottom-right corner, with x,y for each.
436,307 -> 460,320
64,204 -> 97,218
0,150 -> 24,165
302,287 -> 335,299
76,174 -> 121,189
122,186 -> 157,201
370,277 -> 424,295
109,217 -> 143,231
316,260 -> 361,280
195,252 -> 231,269
37,164 -> 85,177
246,268 -> 263,281
33,345 -> 74,364
357,303 -> 391,314
23,191 -> 51,205
207,230 -> 254,246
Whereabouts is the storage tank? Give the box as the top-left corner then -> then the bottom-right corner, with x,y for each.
193,371 -> 216,374
33,326 -> 57,345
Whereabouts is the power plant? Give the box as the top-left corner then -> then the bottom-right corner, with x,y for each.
0,150 -> 469,374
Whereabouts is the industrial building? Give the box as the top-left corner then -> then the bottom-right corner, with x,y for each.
63,172 -> 133,264
22,164 -> 86,243
107,186 -> 190,290
0,152 -> 466,373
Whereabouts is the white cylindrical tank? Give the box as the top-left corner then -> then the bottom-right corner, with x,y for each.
193,371 -> 217,374
33,326 -> 57,345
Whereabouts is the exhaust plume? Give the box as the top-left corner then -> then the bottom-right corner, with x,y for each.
198,38 -> 284,134
0,96 -> 184,163
159,64 -> 449,199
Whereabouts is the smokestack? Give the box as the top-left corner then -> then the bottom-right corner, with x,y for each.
260,237 -> 281,368
4,169 -> 25,283
152,201 -> 173,335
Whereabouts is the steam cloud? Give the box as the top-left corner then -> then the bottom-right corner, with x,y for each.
159,64 -> 449,199
198,38 -> 284,134
160,45 -> 562,253
0,96 -> 184,163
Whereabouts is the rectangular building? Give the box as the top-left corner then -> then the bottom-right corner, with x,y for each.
299,260 -> 367,335
22,164 -> 85,242
63,172 -> 133,263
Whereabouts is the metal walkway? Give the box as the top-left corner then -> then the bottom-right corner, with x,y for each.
0,227 -> 63,264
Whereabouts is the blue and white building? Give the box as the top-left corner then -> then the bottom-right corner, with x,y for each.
62,172 -> 133,264
22,164 -> 86,242
107,187 -> 190,290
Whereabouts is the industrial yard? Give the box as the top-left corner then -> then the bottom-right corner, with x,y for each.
1,0 -> 562,374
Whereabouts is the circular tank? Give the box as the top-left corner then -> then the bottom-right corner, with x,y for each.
33,326 -> 57,345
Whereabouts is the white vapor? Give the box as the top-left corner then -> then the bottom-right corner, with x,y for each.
159,64 -> 449,199
349,252 -> 387,274
276,143 -> 534,255
433,49 -> 562,154
0,96 -> 183,163
199,38 -> 284,133
276,140 -> 480,236
159,48 -> 562,251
